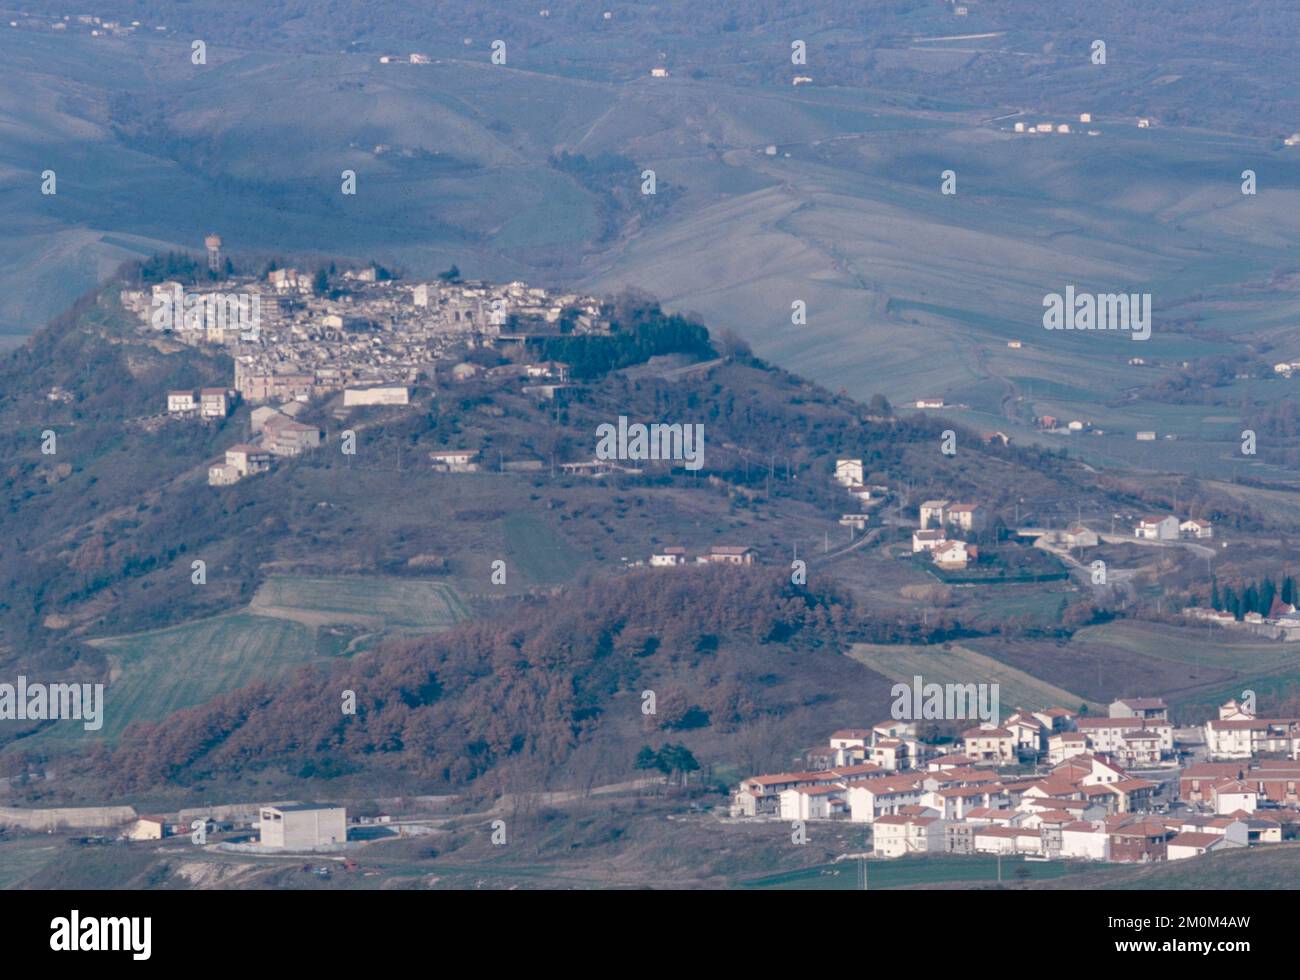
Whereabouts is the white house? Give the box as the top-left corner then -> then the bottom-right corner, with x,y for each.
835,458 -> 864,487
1060,821 -> 1110,861
1110,698 -> 1169,721
1134,515 -> 1179,541
919,500 -> 949,529
779,784 -> 847,821
649,547 -> 688,567
429,449 -> 479,472
1180,519 -> 1213,540
1167,832 -> 1235,861
873,815 -> 944,857
933,541 -> 974,570
1212,780 -> 1258,815
1062,524 -> 1099,548
167,390 -> 197,415
845,775 -> 926,823
962,726 -> 1016,764
912,528 -> 947,553
946,503 -> 987,533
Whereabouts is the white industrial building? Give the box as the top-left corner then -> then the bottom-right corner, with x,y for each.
259,803 -> 348,849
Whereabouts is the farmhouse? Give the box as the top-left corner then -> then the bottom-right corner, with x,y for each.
1134,515 -> 1179,540
649,547 -> 688,567
1180,518 -> 1213,539
429,449 -> 479,472
933,541 -> 975,570
702,546 -> 757,566
834,458 -> 864,486
1062,524 -> 1099,548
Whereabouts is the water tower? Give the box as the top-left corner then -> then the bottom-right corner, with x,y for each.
204,233 -> 223,274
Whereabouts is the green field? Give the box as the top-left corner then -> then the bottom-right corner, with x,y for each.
0,839 -> 62,889
1071,621 -> 1300,676
740,853 -> 1088,890
848,641 -> 1104,715
15,576 -> 470,750
503,513 -> 586,587
250,574 -> 470,629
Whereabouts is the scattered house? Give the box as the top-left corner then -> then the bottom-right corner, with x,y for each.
207,462 -> 240,486
1062,523 -> 1099,548
946,503 -> 987,534
649,547 -> 688,567
792,76 -> 813,85
428,449 -> 479,473
1007,340 -> 1022,349
225,444 -> 272,478
915,398 -> 945,409
912,528 -> 947,553
650,67 -> 669,77
127,816 -> 169,841
167,391 -> 197,416
933,540 -> 975,570
919,500 -> 949,530
263,416 -> 323,456
199,388 -> 232,418
1013,122 -> 1025,133
1180,518 -> 1213,540
1137,118 -> 1151,128
1134,515 -> 1179,541
450,362 -> 481,381
259,803 -> 348,849
834,458 -> 864,487
1135,431 -> 1157,441
840,514 -> 871,530
1079,112 -> 1092,123
702,546 -> 757,566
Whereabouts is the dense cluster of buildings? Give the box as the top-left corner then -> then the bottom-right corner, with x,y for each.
731,697 -> 1300,864
1185,598 -> 1300,641
120,266 -> 605,408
